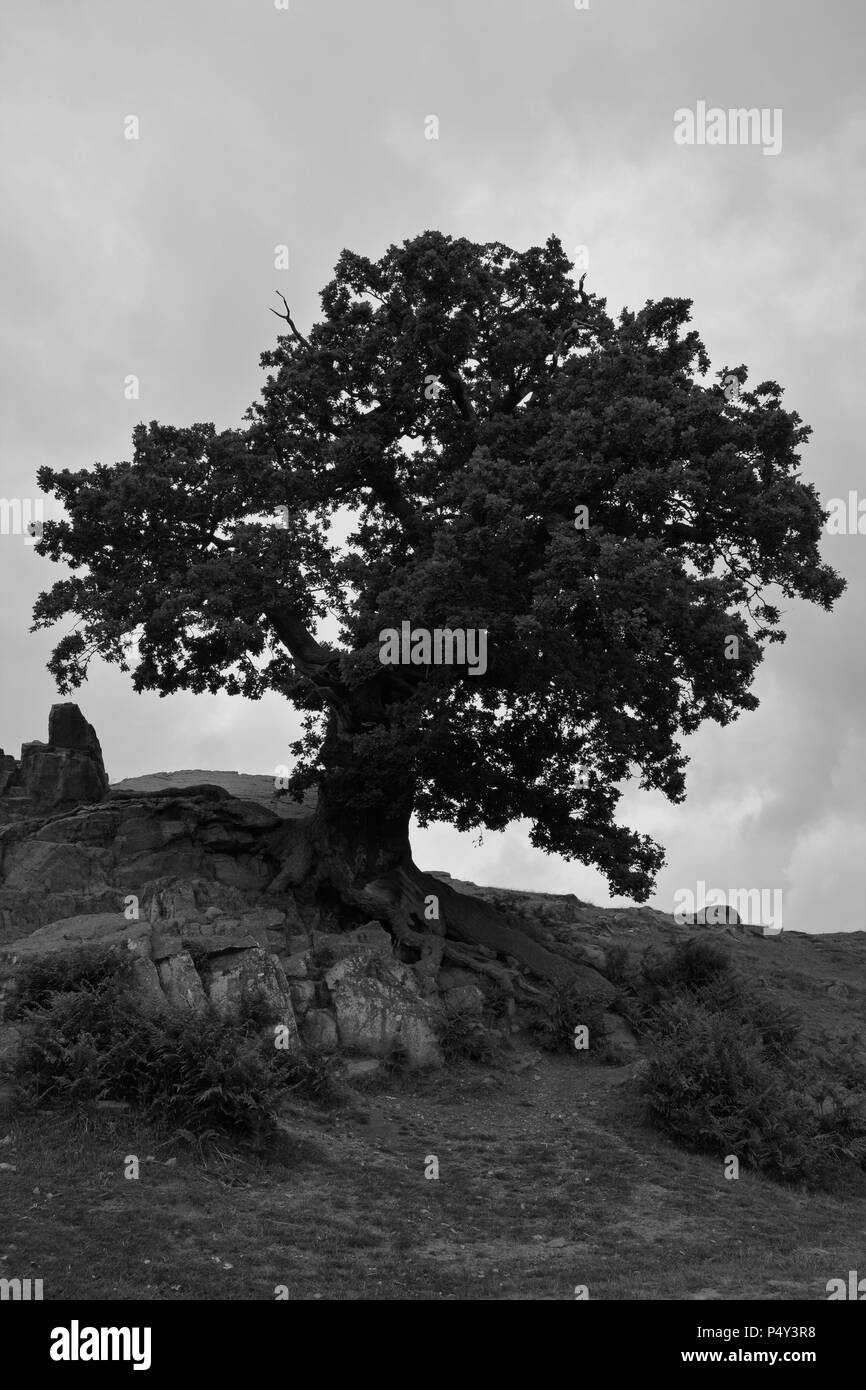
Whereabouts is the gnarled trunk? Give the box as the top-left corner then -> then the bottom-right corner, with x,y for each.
270,630 -> 585,988
305,752 -> 579,988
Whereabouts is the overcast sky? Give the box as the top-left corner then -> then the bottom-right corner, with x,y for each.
1,0 -> 863,930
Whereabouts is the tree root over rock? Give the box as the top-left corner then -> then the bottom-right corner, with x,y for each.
294,857 -> 607,994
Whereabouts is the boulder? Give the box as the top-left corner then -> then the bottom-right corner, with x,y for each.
283,951 -> 309,979
19,747 -> 107,811
443,984 -> 485,1015
601,1012 -> 641,1058
129,955 -> 171,1015
199,946 -> 298,1041
0,911 -> 152,965
301,1008 -> 338,1051
309,922 -> 392,963
3,839 -> 100,894
289,980 -> 316,1015
48,703 -> 105,759
156,952 -> 208,1012
324,952 -> 441,1067
0,777 -> 305,941
683,905 -> 741,926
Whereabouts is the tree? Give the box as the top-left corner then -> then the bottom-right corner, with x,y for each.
31,231 -> 844,979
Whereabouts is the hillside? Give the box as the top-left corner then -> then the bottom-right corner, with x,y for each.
1,764 -> 864,1301
108,770 -> 866,1068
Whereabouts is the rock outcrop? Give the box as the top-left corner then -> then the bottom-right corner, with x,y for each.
680,905 -> 742,926
0,704 -> 108,822
0,783 -> 297,943
0,910 -> 444,1067
2,715 -> 828,1089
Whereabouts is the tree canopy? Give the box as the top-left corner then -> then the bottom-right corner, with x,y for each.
32,230 -> 844,898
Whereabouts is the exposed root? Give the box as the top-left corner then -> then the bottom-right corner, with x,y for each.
267,809 -> 604,991
353,860 -> 590,988
406,863 -> 580,985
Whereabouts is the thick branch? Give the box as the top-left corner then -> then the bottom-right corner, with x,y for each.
266,604 -> 341,681
491,369 -> 532,416
429,345 -> 477,425
316,396 -> 430,547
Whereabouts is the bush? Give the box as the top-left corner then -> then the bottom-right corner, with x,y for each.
641,937 -> 733,996
283,1046 -> 344,1104
602,944 -> 639,991
5,948 -> 330,1144
522,979 -> 609,1055
437,1007 -> 500,1064
6,946 -> 135,1019
636,948 -> 866,1192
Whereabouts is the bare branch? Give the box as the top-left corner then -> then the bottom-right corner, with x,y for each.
269,293 -> 310,347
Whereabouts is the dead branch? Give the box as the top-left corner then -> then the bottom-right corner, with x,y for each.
269,292 -> 310,347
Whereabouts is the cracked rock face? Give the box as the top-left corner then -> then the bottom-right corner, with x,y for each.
0,910 -> 301,1054
0,909 -> 446,1068
0,783 -> 298,944
323,949 -> 442,1067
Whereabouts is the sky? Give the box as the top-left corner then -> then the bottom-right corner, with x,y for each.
1,0 -> 864,931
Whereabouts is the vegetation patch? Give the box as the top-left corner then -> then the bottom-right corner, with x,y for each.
437,1006 -> 502,1065
617,940 -> 866,1193
4,948 -> 342,1150
522,979 -> 611,1057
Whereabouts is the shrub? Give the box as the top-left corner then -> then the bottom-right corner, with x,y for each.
637,949 -> 866,1192
641,937 -> 733,996
5,948 -> 327,1144
236,987 -> 283,1031
482,981 -> 513,1019
6,946 -> 135,1019
283,1047 -> 344,1105
437,1007 -> 500,1064
522,979 -> 609,1055
602,944 -> 639,991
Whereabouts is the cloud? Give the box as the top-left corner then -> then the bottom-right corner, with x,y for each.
0,0 -> 860,932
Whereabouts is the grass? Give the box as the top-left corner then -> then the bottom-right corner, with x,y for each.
1,1050 -> 862,1300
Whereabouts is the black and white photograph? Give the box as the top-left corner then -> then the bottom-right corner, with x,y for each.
0,0 -> 864,1356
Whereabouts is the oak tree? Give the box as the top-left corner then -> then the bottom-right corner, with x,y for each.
32,231 -> 844,974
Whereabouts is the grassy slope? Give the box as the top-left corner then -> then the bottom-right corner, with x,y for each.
2,770 -> 862,1301
1,1048 -> 861,1302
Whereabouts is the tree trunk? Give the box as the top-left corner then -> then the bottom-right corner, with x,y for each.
311,780 -> 414,883
269,642 -> 587,989
310,700 -> 416,882
303,752 -> 582,988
